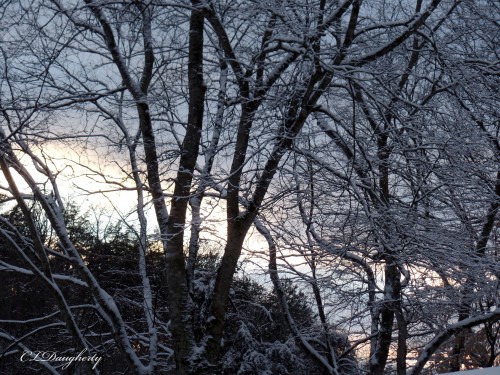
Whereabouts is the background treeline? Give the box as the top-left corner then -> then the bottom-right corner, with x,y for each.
0,204 -> 358,374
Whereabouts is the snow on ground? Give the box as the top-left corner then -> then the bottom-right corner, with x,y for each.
442,368 -> 500,375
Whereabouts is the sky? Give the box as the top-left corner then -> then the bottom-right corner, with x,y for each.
0,136 -> 270,264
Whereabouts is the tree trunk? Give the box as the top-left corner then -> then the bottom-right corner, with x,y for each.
204,219 -> 250,367
164,4 -> 206,373
370,258 -> 401,375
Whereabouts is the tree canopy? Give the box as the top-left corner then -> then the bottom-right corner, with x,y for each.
0,1 -> 499,374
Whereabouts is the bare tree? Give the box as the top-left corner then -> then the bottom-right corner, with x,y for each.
1,1 -> 499,374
